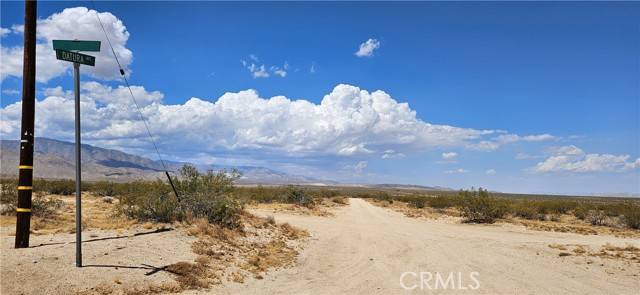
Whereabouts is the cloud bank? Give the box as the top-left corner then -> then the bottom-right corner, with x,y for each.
0,82 -> 552,161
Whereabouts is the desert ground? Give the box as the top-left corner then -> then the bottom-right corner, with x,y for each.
2,197 -> 639,295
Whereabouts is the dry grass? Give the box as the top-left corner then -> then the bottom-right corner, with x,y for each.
0,193 -> 140,235
247,202 -> 335,217
511,218 -> 640,238
165,262 -> 211,289
242,240 -> 298,274
168,212 -> 308,291
367,198 -> 640,238
547,243 -> 640,263
366,199 -> 457,220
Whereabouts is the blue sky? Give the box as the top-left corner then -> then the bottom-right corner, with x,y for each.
1,2 -> 639,195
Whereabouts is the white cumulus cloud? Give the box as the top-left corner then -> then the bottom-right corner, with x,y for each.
1,7 -> 133,83
1,82 -> 558,161
355,38 -> 380,57
533,145 -> 639,173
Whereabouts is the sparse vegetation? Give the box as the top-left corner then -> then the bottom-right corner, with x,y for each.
1,179 -> 64,217
116,165 -> 243,228
458,188 -> 508,224
621,202 -> 640,229
2,176 -> 639,232
282,186 -> 315,208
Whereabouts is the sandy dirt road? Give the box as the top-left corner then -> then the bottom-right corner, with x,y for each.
210,198 -> 639,295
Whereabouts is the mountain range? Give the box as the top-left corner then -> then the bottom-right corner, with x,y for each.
0,137 -> 330,184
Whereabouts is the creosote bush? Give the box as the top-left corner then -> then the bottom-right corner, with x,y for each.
33,179 -> 75,195
117,165 -> 243,228
282,186 -> 315,208
1,179 -> 64,217
458,188 -> 508,224
621,202 -> 640,229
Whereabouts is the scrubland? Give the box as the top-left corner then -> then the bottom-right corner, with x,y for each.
1,171 -> 639,294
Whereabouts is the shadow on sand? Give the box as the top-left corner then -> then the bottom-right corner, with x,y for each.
28,228 -> 174,248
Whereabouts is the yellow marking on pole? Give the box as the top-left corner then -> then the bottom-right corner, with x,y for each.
17,186 -> 32,190
18,165 -> 33,169
16,208 -> 31,213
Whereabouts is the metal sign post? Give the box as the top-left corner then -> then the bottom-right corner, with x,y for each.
73,62 -> 82,267
53,40 -> 100,267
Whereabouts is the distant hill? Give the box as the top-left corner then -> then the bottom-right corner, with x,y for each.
0,137 -> 332,184
368,183 -> 455,191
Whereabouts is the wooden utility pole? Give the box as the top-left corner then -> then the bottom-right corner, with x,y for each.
15,0 -> 37,249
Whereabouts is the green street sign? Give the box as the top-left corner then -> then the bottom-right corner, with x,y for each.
56,50 -> 96,66
52,40 -> 101,52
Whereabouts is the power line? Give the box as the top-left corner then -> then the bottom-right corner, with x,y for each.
90,1 -> 181,200
90,1 -> 167,171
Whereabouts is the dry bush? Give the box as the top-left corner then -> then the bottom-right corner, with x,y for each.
166,262 -> 210,289
331,196 -> 349,205
587,210 -> 607,226
243,240 -> 298,274
266,215 -> 276,225
280,222 -> 309,240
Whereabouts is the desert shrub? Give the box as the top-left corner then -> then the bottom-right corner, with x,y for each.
86,181 -> 128,197
374,192 -> 393,203
458,188 -> 508,224
236,186 -> 280,204
117,165 -> 243,228
587,210 -> 607,226
33,179 -> 76,195
621,202 -> 640,229
511,202 -> 540,220
406,196 -> 427,209
1,179 -> 64,217
118,180 -> 182,223
282,186 -> 315,208
0,179 -> 18,213
315,189 -> 339,198
536,200 -> 576,215
427,195 -> 460,209
573,205 -> 590,220
31,193 -> 65,218
173,165 -> 243,228
331,196 -> 348,205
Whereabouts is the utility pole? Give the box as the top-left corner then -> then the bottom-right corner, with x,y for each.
15,0 -> 37,249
